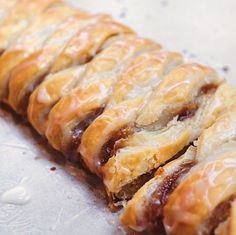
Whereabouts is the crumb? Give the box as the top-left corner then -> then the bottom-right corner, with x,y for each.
50,166 -> 56,171
222,66 -> 230,73
118,8 -> 127,19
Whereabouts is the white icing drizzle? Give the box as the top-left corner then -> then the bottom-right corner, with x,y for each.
37,87 -> 52,103
0,177 -> 31,206
162,79 -> 191,95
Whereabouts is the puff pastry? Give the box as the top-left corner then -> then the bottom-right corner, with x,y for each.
8,15 -> 129,114
102,64 -> 223,200
0,0 -> 62,54
51,20 -> 134,73
80,50 -> 184,175
0,3 -> 77,100
162,106 -> 236,234
28,65 -> 87,135
164,142 -> 236,235
120,146 -> 197,232
120,83 -> 236,232
0,2 -> 235,235
45,35 -> 160,158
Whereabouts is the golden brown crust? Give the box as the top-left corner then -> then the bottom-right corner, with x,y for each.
51,20 -> 134,73
7,14 -> 108,113
27,20 -> 134,134
135,64 -> 222,127
0,3 -> 236,235
45,35 -> 160,155
163,143 -> 236,235
162,105 -> 236,234
0,0 -> 63,53
79,51 -> 183,175
28,65 -> 87,135
0,4 -> 77,100
119,83 -> 236,233
102,64 -> 222,198
120,146 -> 196,232
103,123 -> 192,195
7,17 -> 133,114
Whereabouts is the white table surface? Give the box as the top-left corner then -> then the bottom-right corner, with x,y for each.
0,1 -> 235,235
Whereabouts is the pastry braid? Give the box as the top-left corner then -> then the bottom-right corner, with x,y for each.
0,2 -> 235,234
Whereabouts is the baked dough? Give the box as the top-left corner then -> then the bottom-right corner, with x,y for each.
163,141 -> 236,235
28,65 -> 87,135
80,50 -> 184,175
28,35 -> 147,136
102,64 -> 223,200
0,4 -> 77,100
163,106 -> 236,234
45,35 -> 160,158
120,82 -> 236,231
26,22 -> 133,132
0,3 -> 235,235
197,96 -> 236,159
8,15 -> 127,114
0,0 -> 62,54
120,146 -> 197,232
51,20 -> 134,73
